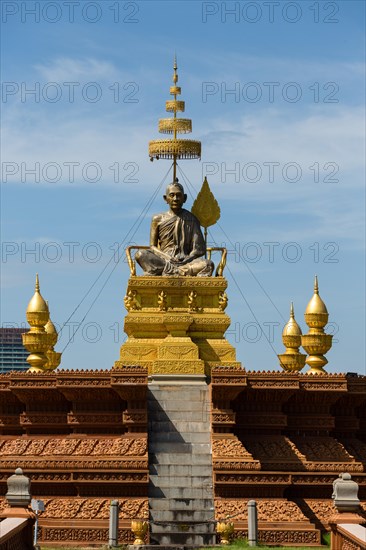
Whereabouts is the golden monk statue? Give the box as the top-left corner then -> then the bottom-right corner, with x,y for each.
135,182 -> 214,276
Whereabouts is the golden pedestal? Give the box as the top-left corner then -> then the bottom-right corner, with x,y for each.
114,276 -> 242,376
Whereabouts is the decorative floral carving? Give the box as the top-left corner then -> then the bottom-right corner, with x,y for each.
243,436 -> 305,461
258,530 -> 319,544
303,500 -> 336,522
127,276 -> 227,288
67,413 -> 122,424
0,437 -> 147,457
0,458 -> 147,469
214,499 -> 307,522
73,472 -> 147,482
290,436 -> 355,461
19,413 -> 66,424
123,411 -> 147,424
73,439 -> 98,455
0,439 -> 29,455
214,461 -> 261,471
40,527 -> 134,543
41,498 -> 148,520
212,438 -> 253,459
341,538 -> 360,550
212,411 -> 235,423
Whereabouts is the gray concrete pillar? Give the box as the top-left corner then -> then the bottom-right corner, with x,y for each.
248,500 -> 258,547
109,500 -> 119,548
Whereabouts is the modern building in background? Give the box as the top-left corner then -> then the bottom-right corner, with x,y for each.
0,328 -> 29,373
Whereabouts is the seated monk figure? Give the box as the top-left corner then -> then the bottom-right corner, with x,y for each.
135,181 -> 214,276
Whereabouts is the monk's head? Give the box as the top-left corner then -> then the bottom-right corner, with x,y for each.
164,182 -> 187,213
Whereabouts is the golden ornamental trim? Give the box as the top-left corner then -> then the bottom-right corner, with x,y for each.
158,118 -> 192,134
170,86 -> 181,95
149,139 -> 201,159
165,99 -> 185,113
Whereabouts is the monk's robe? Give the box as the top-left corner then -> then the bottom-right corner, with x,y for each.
136,209 -> 213,276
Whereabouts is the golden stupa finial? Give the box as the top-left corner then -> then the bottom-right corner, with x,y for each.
26,273 -> 49,317
305,274 -> 328,315
278,302 -> 306,372
283,302 -> 302,337
301,276 -> 333,375
149,56 -> 201,181
22,276 -> 61,372
23,274 -> 50,372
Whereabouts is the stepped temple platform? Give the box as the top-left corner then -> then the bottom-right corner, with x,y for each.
0,367 -> 365,546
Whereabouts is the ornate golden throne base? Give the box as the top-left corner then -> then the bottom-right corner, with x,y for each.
114,276 -> 242,377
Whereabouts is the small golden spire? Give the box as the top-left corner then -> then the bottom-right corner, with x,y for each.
305,275 -> 328,315
278,302 -> 306,372
22,277 -> 62,372
302,276 -> 333,375
23,274 -> 50,372
283,302 -> 302,336
149,56 -> 201,181
26,273 -> 49,316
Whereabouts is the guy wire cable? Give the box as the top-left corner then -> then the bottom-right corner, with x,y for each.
60,163 -> 174,353
176,164 -> 285,357
177,164 -> 285,321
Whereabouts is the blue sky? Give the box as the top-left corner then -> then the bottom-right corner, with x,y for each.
1,0 -> 365,375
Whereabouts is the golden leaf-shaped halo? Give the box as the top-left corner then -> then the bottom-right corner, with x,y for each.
191,177 -> 221,228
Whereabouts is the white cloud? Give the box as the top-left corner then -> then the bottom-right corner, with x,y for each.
2,96 -> 364,251
34,57 -> 120,82
189,50 -> 365,85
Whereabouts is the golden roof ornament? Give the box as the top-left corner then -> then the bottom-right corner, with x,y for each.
149,56 -> 201,181
283,302 -> 302,337
22,274 -> 50,372
26,273 -> 49,323
278,302 -> 306,373
301,276 -> 333,375
45,313 -> 57,343
44,302 -> 62,371
191,176 -> 221,248
22,275 -> 61,372
304,275 -> 328,316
